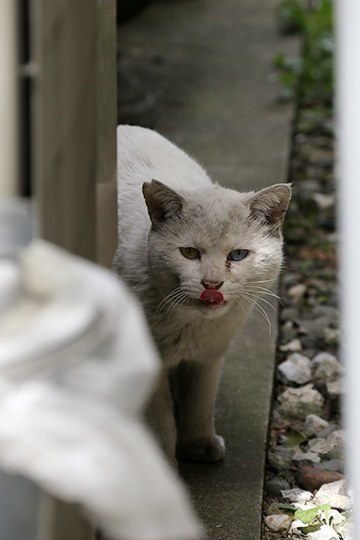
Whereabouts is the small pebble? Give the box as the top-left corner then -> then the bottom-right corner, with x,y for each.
278,384 -> 324,419
327,379 -> 344,397
307,437 -> 331,455
279,338 -> 302,352
304,414 -> 329,436
307,524 -> 340,540
336,519 -> 353,540
277,353 -> 312,385
265,477 -> 290,497
317,424 -> 338,439
327,508 -> 347,526
280,307 -> 299,322
326,430 -> 345,460
307,430 -> 345,461
312,352 -> 343,381
281,488 -> 312,502
314,479 -> 351,511
264,514 -> 292,533
292,450 -> 321,463
296,465 -> 344,492
287,283 -> 307,303
268,446 -> 294,470
317,459 -> 344,473
324,327 -> 341,344
312,192 -> 335,210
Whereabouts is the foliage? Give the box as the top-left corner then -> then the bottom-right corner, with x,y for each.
294,503 -> 331,525
274,0 -> 334,105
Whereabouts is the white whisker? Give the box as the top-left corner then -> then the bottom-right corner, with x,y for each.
166,291 -> 190,319
155,287 -> 186,316
245,290 -> 278,313
247,279 -> 277,285
234,290 -> 276,337
247,285 -> 282,302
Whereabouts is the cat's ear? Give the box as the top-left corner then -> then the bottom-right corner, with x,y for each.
142,179 -> 184,228
247,183 -> 292,233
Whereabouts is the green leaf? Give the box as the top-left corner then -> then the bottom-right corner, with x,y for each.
278,503 -> 297,513
283,430 -> 307,447
294,504 -> 331,525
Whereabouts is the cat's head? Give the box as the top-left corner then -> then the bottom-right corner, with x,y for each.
143,180 -> 291,320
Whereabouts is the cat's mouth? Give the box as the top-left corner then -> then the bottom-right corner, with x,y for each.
199,289 -> 226,309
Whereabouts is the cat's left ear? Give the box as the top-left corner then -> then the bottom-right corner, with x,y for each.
246,183 -> 292,234
142,179 -> 184,228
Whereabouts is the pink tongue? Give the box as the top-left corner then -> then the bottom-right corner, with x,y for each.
199,289 -> 224,306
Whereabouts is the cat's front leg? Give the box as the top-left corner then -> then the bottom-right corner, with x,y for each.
145,371 -> 177,465
174,357 -> 225,463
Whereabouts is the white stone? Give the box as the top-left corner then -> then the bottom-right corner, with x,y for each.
327,379 -> 344,397
307,524 -> 340,540
281,488 -> 313,502
312,192 -> 336,210
292,502 -> 318,511
324,327 -> 341,345
314,480 -> 351,511
307,431 -> 345,460
278,384 -> 324,419
292,449 -> 321,463
326,431 -> 345,460
264,514 -> 292,533
336,519 -> 353,540
290,519 -> 308,534
304,414 -> 330,436
313,352 -> 343,381
277,352 -> 312,385
307,438 -> 331,454
279,338 -> 302,352
328,509 -> 346,526
288,283 -> 307,302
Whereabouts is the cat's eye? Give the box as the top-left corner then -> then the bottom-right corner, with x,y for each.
227,249 -> 249,262
180,247 -> 201,260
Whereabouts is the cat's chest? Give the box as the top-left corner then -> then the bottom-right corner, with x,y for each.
152,314 -> 237,367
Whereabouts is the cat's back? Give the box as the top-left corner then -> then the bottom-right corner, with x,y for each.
117,125 -> 211,194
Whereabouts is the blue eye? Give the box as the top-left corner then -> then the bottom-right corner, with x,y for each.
227,249 -> 249,262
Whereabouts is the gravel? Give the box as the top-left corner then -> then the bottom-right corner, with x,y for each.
262,91 -> 349,539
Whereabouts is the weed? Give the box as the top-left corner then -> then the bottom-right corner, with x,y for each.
274,0 -> 334,105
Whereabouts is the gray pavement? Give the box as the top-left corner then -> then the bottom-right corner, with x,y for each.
119,1 -> 298,538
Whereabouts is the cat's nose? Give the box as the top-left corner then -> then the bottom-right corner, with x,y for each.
201,280 -> 224,290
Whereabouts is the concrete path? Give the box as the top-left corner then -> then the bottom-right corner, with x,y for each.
119,1 -> 297,538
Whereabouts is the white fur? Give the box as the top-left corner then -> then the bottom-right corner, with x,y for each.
114,125 -> 290,463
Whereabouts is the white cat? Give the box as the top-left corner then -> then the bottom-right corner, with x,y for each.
113,125 -> 291,465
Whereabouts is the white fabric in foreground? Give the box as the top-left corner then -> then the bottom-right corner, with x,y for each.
0,241 -> 200,540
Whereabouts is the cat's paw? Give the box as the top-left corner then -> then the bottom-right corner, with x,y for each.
177,435 -> 225,463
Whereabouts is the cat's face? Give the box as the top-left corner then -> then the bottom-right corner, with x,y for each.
143,181 -> 291,320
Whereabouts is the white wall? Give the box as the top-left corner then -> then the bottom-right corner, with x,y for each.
337,1 -> 360,537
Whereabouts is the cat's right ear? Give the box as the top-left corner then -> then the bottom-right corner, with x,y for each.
142,180 -> 184,228
246,183 -> 292,234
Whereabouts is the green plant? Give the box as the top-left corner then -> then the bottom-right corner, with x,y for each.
294,504 -> 331,526
274,0 -> 334,104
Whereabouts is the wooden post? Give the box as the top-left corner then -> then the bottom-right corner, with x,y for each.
29,1 -> 117,537
31,0 -> 117,266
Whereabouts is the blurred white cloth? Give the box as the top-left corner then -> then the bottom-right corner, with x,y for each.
0,241 -> 200,540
